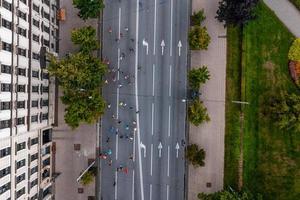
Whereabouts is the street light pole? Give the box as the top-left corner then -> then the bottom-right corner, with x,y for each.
76,161 -> 95,182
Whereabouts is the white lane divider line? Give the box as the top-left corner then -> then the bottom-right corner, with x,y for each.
170,0 -> 173,56
150,184 -> 153,200
116,48 -> 120,119
116,134 -> 119,160
169,65 -> 172,97
152,64 -> 155,96
132,170 -> 135,200
115,171 -> 118,200
167,146 -> 170,177
118,7 -> 121,38
133,128 -> 136,162
166,184 -> 170,200
150,143 -> 153,176
151,103 -> 154,135
153,0 -> 157,55
168,105 -> 171,137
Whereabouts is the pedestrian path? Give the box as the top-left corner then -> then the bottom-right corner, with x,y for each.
264,0 -> 300,37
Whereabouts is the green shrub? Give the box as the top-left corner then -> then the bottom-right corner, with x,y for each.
80,171 -> 94,186
188,66 -> 210,90
189,26 -> 211,50
186,144 -> 205,167
188,100 -> 210,126
191,10 -> 206,26
288,38 -> 300,61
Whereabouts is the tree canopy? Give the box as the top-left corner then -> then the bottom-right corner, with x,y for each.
288,38 -> 300,61
198,189 -> 262,200
80,171 -> 95,186
188,100 -> 210,126
71,26 -> 100,53
188,66 -> 210,90
186,144 -> 206,167
73,0 -> 104,20
216,0 -> 259,27
191,10 -> 206,26
189,26 -> 211,50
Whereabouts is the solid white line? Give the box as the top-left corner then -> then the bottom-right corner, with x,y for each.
150,184 -> 153,200
166,185 -> 169,200
150,143 -> 153,176
170,0 -> 173,56
133,129 -> 136,162
134,0 -> 145,199
169,65 -> 172,97
168,105 -> 171,137
132,170 -> 135,200
116,49 -> 120,119
153,0 -> 157,55
167,146 -> 170,177
152,64 -> 155,96
151,103 -> 154,135
118,7 -> 121,38
116,135 -> 119,160
115,171 -> 118,200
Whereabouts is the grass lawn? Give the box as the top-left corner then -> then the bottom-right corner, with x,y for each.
225,2 -> 300,199
289,0 -> 300,10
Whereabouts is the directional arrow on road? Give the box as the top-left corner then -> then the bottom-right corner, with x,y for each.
140,142 -> 146,158
142,39 -> 149,55
175,142 -> 180,158
161,40 -> 165,55
178,41 -> 182,56
158,142 -> 163,158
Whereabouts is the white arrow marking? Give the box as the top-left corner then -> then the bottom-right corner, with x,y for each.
178,40 -> 182,56
161,40 -> 165,55
140,142 -> 146,157
142,39 -> 149,55
175,142 -> 180,158
158,142 -> 163,158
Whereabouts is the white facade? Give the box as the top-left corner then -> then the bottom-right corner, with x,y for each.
0,0 -> 58,199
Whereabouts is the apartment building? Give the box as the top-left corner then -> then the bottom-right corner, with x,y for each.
0,0 -> 58,199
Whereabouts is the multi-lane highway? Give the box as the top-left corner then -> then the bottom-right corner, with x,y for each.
100,0 -> 189,199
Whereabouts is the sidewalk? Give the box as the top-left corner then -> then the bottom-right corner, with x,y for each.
264,0 -> 300,37
53,0 -> 98,199
188,0 -> 226,199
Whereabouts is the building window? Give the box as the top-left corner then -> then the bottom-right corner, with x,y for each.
1,83 -> 11,92
16,187 -> 25,198
42,100 -> 49,107
42,86 -> 49,93
32,85 -> 39,93
17,68 -> 26,76
32,70 -> 39,78
2,42 -> 12,52
0,120 -> 11,129
42,72 -> 49,79
20,0 -> 26,5
31,193 -> 38,200
31,115 -> 38,122
0,182 -> 10,195
17,101 -> 25,109
32,52 -> 40,60
43,39 -> 50,47
1,18 -> 12,30
16,173 -> 25,184
31,153 -> 38,162
42,157 -> 50,167
0,147 -> 10,158
44,0 -> 50,6
18,10 -> 27,21
0,166 -> 10,178
30,179 -> 38,188
1,64 -> 11,74
43,11 -> 50,20
31,137 -> 38,145
33,4 -> 39,13
2,0 -> 12,11
32,34 -> 39,43
16,159 -> 26,169
43,25 -> 50,34
42,113 -> 48,120
17,84 -> 26,92
16,117 -> 25,125
33,19 -> 39,28
32,100 -> 38,108
0,102 -> 11,110
30,166 -> 38,175
18,48 -> 27,57
17,142 -> 26,151
18,27 -> 27,37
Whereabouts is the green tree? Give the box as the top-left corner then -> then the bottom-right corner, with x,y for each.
71,26 -> 99,54
188,66 -> 210,90
216,0 -> 259,27
188,100 -> 210,126
48,53 -> 106,91
288,38 -> 300,61
198,189 -> 262,200
186,144 -> 205,167
266,92 -> 300,133
191,10 -> 206,26
80,171 -> 95,186
189,26 -> 211,50
73,0 -> 104,20
62,89 -> 106,129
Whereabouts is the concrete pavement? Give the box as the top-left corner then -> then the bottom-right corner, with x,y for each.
188,0 -> 226,199
264,0 -> 300,37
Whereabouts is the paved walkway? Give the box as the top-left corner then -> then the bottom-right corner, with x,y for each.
53,0 -> 98,199
264,0 -> 300,37
188,0 -> 226,199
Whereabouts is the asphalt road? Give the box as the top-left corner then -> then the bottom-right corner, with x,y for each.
100,0 -> 189,199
